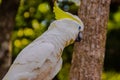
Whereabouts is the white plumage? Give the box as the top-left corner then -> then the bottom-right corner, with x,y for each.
3,18 -> 83,80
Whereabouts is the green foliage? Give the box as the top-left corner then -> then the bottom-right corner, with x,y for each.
102,71 -> 120,80
58,63 -> 71,80
107,7 -> 120,31
0,0 -> 1,4
12,0 -> 54,56
103,5 -> 120,80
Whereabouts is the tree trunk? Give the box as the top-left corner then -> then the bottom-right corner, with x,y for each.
0,0 -> 20,79
70,0 -> 111,80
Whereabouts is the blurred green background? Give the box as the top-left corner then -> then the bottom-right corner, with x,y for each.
2,0 -> 120,80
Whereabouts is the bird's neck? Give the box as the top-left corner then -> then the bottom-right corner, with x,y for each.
35,28 -> 77,54
49,28 -> 76,46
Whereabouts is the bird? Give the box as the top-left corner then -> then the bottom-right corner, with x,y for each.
3,1 -> 84,80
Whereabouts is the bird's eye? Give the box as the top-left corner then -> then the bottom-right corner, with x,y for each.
79,26 -> 81,30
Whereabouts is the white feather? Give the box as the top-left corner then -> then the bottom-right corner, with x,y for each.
3,43 -> 54,80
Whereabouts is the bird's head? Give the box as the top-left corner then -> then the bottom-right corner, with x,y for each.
53,1 -> 84,42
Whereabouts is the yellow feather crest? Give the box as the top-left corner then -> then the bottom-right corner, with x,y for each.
53,1 -> 81,24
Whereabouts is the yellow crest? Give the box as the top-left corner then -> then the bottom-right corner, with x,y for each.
53,1 -> 81,24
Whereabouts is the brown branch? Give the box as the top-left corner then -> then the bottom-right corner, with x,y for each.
0,0 -> 20,79
70,0 -> 111,80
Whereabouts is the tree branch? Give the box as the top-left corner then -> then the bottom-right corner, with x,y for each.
0,0 -> 20,79
70,0 -> 111,80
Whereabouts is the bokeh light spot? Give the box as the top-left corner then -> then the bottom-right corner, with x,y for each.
40,20 -> 47,27
38,3 -> 49,13
24,28 -> 34,36
29,7 -> 35,13
113,11 -> 120,23
107,20 -> 115,30
17,29 -> 24,37
21,38 -> 29,46
24,12 -> 30,18
32,19 -> 40,30
14,40 -> 22,48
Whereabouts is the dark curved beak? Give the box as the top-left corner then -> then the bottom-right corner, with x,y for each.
75,32 -> 83,42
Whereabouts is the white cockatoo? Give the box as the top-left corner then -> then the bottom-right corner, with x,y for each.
3,1 -> 84,80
